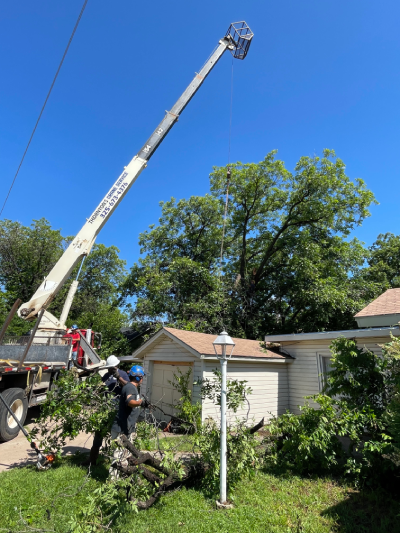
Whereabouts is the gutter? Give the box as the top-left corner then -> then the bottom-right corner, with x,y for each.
264,325 -> 400,343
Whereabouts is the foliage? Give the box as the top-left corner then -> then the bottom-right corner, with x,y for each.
383,335 -> 400,449
265,337 -> 400,483
0,217 -> 130,353
30,370 -> 116,454
0,218 -> 65,305
199,369 -> 252,413
168,368 -> 202,428
68,478 -> 138,532
122,150 -> 377,338
327,337 -> 400,414
133,420 -> 157,450
76,302 -> 132,357
363,232 -> 400,288
265,395 -> 392,481
194,419 -> 260,496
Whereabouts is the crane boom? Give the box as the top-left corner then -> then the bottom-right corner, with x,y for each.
18,22 -> 253,321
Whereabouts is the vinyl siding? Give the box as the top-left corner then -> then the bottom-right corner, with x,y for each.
283,336 -> 388,413
140,335 -> 290,424
201,360 -> 289,424
142,337 -> 198,405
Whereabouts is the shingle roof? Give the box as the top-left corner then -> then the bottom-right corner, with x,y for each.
355,288 -> 400,318
163,327 -> 288,359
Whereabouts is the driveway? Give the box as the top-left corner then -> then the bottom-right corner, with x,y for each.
0,407 -> 94,472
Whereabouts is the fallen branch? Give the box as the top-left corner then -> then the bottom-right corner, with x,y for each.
117,434 -> 209,509
249,417 -> 265,434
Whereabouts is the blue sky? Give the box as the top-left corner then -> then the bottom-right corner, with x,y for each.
1,1 -> 399,269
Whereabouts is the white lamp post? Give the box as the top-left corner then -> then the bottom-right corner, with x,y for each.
213,331 -> 235,504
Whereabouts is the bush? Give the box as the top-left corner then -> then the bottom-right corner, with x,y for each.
168,368 -> 202,430
327,337 -> 400,414
264,336 -> 400,483
30,370 -> 116,454
194,419 -> 260,496
265,395 -> 392,481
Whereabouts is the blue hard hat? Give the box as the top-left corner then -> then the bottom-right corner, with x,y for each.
129,365 -> 146,381
72,325 -> 79,329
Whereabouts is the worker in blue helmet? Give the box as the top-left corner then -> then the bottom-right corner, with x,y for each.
84,364 -> 149,467
110,365 -> 149,439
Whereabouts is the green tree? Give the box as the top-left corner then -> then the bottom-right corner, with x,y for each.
0,218 -> 65,306
123,150 -> 377,338
0,218 -> 129,352
362,232 -> 400,289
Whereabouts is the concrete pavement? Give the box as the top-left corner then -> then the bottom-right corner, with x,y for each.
0,407 -> 94,472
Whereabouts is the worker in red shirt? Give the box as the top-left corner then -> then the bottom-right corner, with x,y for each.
65,325 -> 81,365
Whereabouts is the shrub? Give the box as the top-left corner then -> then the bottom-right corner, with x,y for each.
194,419 -> 260,496
265,395 -> 392,481
264,336 -> 400,483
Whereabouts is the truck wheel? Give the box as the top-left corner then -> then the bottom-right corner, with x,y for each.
0,388 -> 28,442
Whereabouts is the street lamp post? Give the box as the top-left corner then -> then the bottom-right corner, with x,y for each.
213,331 -> 235,504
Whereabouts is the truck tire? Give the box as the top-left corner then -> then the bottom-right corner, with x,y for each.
0,388 -> 28,442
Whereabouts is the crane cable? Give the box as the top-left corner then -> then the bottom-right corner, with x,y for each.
217,57 -> 234,317
218,56 -> 234,277
0,0 -> 89,218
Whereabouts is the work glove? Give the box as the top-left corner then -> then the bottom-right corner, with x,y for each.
141,396 -> 150,409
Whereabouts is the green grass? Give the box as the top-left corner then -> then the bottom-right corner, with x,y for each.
0,459 -> 399,533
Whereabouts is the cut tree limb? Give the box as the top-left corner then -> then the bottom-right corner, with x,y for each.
117,434 -> 208,510
249,417 -> 265,434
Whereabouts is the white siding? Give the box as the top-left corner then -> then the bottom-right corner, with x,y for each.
151,363 -> 194,421
142,337 -> 198,411
192,358 -> 202,404
144,337 -> 197,363
284,336 -> 388,413
201,360 -> 289,425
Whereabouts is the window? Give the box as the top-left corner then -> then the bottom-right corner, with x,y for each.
316,352 -> 333,391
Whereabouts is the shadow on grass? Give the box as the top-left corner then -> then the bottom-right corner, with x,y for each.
63,451 -> 110,481
263,465 -> 400,533
321,485 -> 400,533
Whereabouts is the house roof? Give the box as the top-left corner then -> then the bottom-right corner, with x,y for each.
162,327 -> 289,359
355,288 -> 400,318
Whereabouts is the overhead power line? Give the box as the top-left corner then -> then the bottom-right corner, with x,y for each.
0,0 -> 89,218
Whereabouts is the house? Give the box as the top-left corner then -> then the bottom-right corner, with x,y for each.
264,288 -> 400,413
125,288 -> 400,421
126,327 -> 293,424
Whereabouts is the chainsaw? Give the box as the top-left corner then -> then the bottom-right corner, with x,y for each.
0,393 -> 55,470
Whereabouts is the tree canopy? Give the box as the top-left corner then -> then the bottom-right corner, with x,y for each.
122,150 -> 380,338
0,218 -> 130,354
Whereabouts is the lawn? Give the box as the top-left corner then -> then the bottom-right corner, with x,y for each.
0,458 -> 399,533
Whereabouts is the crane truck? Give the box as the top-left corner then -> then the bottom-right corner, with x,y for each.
0,21 -> 253,441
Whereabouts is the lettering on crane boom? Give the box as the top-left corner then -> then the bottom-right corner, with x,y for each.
87,172 -> 129,224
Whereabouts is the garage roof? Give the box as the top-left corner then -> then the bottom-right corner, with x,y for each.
125,327 -> 291,361
164,327 -> 288,358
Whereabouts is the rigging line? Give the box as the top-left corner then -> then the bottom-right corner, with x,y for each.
217,59 -> 234,319
0,0 -> 89,218
228,54 -> 234,166
219,56 -> 234,275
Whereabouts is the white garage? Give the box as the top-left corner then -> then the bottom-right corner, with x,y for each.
128,327 -> 293,424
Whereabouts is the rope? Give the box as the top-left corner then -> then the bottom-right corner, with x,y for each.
217,59 -> 234,317
218,57 -> 234,274
0,0 -> 89,218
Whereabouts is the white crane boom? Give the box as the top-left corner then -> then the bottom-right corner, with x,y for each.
18,22 -> 253,322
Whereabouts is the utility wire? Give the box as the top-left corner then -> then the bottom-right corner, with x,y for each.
0,0 -> 89,218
